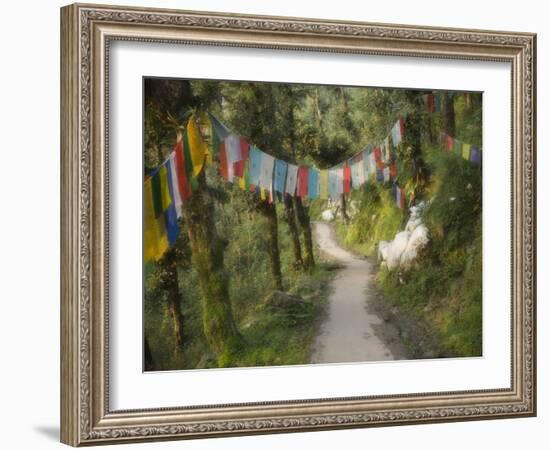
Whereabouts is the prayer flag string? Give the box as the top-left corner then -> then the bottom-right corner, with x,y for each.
144,92 -> 481,261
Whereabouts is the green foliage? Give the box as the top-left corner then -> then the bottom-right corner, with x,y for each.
334,93 -> 483,358
423,147 -> 482,251
335,183 -> 405,256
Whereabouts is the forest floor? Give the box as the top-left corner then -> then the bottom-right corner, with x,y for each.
311,222 -> 409,364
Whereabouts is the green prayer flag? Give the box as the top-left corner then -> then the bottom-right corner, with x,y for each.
151,165 -> 171,218
182,132 -> 194,176
453,138 -> 462,155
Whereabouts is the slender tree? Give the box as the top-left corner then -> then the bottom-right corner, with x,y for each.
283,86 -> 322,270
442,92 -> 456,137
294,196 -> 315,269
182,168 -> 244,357
144,336 -> 155,371
283,195 -> 304,269
220,82 -> 286,289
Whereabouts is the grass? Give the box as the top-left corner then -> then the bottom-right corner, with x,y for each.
145,262 -> 334,371
222,264 -> 333,368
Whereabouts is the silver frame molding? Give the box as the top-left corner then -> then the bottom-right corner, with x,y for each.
60,3 -> 536,446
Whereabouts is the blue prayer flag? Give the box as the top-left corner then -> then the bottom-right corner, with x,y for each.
274,159 -> 288,193
328,169 -> 339,201
249,146 -> 263,186
208,113 -> 231,140
362,150 -> 370,182
308,168 -> 320,200
434,93 -> 442,112
164,159 -> 180,245
470,146 -> 481,165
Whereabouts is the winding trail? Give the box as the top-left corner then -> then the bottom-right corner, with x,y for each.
311,222 -> 407,364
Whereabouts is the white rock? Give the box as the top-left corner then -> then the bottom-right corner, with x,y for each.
321,209 -> 335,222
409,205 -> 421,219
378,241 -> 390,261
377,199 -> 431,271
400,224 -> 429,267
405,217 -> 422,233
386,231 -> 410,270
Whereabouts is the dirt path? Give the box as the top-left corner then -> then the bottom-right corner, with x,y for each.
311,222 -> 408,364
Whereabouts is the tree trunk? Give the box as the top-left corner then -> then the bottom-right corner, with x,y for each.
294,197 -> 315,270
166,273 -> 185,360
425,108 -> 435,145
339,87 -> 349,115
340,194 -> 350,225
313,88 -> 323,129
144,336 -> 155,371
442,92 -> 456,137
155,143 -> 186,361
183,173 -> 243,359
258,201 -> 284,290
283,194 -> 304,270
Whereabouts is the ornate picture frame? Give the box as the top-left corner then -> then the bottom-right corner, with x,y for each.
60,3 -> 536,446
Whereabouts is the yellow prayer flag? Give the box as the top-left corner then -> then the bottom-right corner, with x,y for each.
319,169 -> 329,199
462,142 -> 471,160
143,178 -> 168,262
200,112 -> 214,164
187,118 -> 207,176
237,176 -> 246,190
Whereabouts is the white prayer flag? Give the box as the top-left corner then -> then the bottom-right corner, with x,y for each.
259,152 -> 275,190
336,166 -> 344,194
225,134 -> 242,164
168,152 -> 183,217
383,166 -> 390,183
285,163 -> 299,195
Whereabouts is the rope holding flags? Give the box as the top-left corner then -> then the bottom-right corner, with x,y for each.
144,91 -> 482,262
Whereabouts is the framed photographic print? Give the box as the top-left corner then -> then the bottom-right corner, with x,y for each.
60,3 -> 537,446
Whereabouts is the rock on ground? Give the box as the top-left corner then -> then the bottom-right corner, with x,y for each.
377,201 -> 430,270
321,209 -> 335,222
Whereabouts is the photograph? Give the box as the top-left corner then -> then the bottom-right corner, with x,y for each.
57,2 -> 536,446
142,78 -> 483,372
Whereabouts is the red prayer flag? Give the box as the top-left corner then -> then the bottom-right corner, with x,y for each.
343,162 -> 351,194
399,117 -> 405,136
174,139 -> 192,200
374,147 -> 382,162
389,161 -> 397,178
297,166 -> 309,198
427,93 -> 435,112
233,138 -> 249,178
374,147 -> 385,169
445,135 -> 454,152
